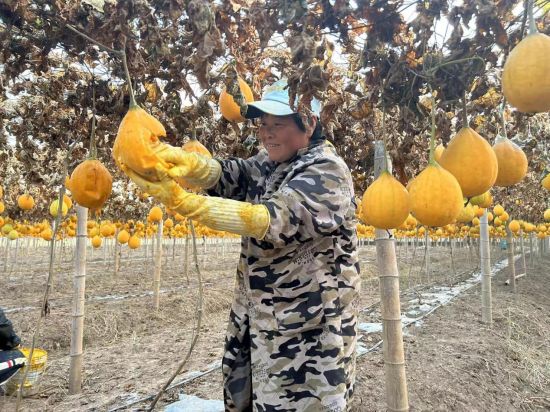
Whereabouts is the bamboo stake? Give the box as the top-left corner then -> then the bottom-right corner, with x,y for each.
2,237 -> 8,272
506,227 -> 516,293
373,140 -> 409,412
424,230 -> 430,284
184,230 -> 190,285
529,233 -> 534,268
153,220 -> 163,310
519,229 -> 527,276
69,205 -> 88,394
172,237 -> 176,261
114,232 -> 121,276
144,233 -> 149,275
480,210 -> 492,324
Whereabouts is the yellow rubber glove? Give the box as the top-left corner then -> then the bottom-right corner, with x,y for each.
123,167 -> 269,239
158,149 -> 222,189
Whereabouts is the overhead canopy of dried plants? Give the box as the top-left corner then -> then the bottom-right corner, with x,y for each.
1,0 -> 549,221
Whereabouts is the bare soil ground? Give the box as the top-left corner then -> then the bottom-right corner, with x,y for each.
1,238 -> 548,411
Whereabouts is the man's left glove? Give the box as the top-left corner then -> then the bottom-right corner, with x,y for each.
123,167 -> 270,239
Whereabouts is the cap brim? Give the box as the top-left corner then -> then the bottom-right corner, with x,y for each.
245,100 -> 294,119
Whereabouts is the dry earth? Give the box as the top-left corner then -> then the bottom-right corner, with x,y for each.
0,237 -> 548,411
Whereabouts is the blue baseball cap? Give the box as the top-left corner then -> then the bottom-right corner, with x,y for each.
245,79 -> 321,119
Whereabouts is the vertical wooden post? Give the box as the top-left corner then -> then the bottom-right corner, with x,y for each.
114,231 -> 121,276
519,229 -> 527,276
373,140 -> 409,412
153,220 -> 163,310
529,233 -> 534,268
506,227 -> 516,293
424,230 -> 430,284
480,210 -> 492,324
184,229 -> 190,285
69,205 -> 88,394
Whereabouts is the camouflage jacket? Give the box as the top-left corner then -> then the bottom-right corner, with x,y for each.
208,140 -> 360,411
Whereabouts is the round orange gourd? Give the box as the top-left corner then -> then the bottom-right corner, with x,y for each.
493,204 -> 504,216
91,235 -> 102,248
438,127 -> 498,197
500,211 -> 510,222
492,137 -> 528,187
148,206 -> 163,223
17,194 -> 35,210
128,235 -> 141,249
502,29 -> 550,113
219,77 -> 254,122
543,173 -> 550,190
360,171 -> 410,229
408,163 -> 463,227
68,159 -> 112,210
509,220 -> 521,233
117,230 -> 130,244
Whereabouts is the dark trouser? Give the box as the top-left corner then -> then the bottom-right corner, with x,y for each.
0,349 -> 26,385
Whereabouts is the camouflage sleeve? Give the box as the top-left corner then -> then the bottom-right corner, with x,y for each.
262,157 -> 354,247
206,157 -> 256,201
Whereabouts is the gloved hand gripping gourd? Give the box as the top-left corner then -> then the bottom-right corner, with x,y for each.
113,106 -> 270,239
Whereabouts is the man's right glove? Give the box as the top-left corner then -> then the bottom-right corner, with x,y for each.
123,166 -> 270,239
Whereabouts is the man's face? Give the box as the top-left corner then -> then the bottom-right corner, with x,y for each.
258,114 -> 316,163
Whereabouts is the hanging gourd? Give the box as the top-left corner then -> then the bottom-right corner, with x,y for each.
434,144 -> 445,163
409,95 -> 463,227
456,201 -> 475,224
492,135 -> 528,187
91,235 -> 102,248
113,48 -> 169,182
541,173 -> 550,191
502,1 -> 550,113
543,209 -> 550,222
219,76 -> 254,122
49,199 -> 68,217
361,171 -> 410,229
508,220 -> 521,233
438,99 -> 498,197
128,235 -> 141,249
176,128 -> 213,191
148,206 -> 163,223
69,86 -> 113,210
117,229 -> 130,244
17,194 -> 35,211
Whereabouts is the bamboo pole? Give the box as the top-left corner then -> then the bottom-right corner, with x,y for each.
519,229 -> 527,276
529,233 -> 534,268
480,210 -> 492,324
2,237 -> 8,272
184,229 -> 190,285
69,205 -> 88,394
114,233 -> 121,276
373,140 -> 409,412
506,227 -> 516,293
153,220 -> 163,310
424,230 -> 430,284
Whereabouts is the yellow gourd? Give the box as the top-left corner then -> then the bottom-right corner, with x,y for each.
148,206 -> 163,223
492,136 -> 528,187
502,4 -> 550,113
91,235 -> 102,248
17,194 -> 35,210
544,209 -> 550,222
219,77 -> 254,122
176,137 -> 213,191
360,171 -> 410,229
49,199 -> 68,217
493,204 -> 504,216
117,230 -> 130,244
434,144 -> 445,163
509,220 -> 521,233
408,164 -> 463,227
128,235 -> 141,249
541,173 -> 550,190
438,127 -> 498,197
68,159 -> 113,210
456,202 -> 474,223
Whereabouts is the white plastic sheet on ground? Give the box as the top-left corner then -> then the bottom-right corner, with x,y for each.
164,393 -> 224,412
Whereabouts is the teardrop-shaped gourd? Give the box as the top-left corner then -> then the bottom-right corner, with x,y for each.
434,144 -> 445,163
113,106 -> 168,180
176,138 -> 213,191
219,77 -> 254,122
148,206 -> 163,223
360,171 -> 410,229
456,202 -> 474,223
117,229 -> 130,244
68,159 -> 113,210
492,136 -> 528,187
438,127 -> 498,197
408,163 -> 463,227
502,32 -> 550,113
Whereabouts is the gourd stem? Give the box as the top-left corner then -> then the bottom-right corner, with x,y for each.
528,0 -> 537,35
429,93 -> 436,165
121,42 -> 138,109
89,80 -> 97,159
461,91 -> 468,129
382,106 -> 388,171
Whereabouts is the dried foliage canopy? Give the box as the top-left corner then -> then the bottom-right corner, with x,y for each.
1,0 -> 549,221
